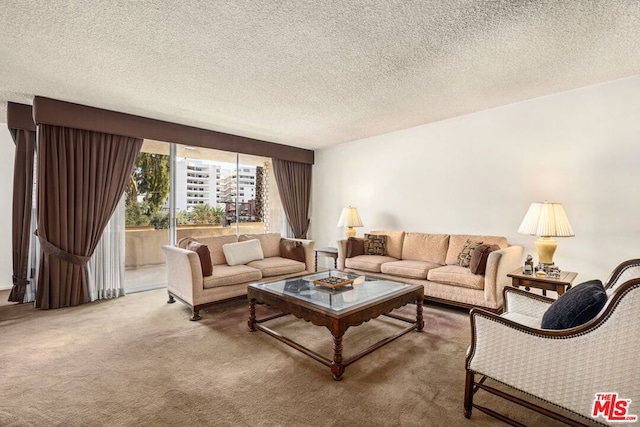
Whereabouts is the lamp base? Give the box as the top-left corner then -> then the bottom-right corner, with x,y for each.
345,227 -> 356,238
535,236 -> 557,265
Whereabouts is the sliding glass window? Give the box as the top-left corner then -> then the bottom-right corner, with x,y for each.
173,146 -> 285,239
124,140 -> 171,293
123,142 -> 285,292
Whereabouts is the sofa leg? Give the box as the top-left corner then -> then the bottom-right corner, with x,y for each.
167,293 -> 175,304
464,370 -> 474,418
190,306 -> 202,321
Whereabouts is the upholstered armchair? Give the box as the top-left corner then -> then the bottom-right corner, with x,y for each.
464,259 -> 640,426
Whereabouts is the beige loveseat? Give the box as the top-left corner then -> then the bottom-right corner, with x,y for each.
338,231 -> 523,311
162,233 -> 315,320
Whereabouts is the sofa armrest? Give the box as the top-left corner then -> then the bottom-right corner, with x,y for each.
162,245 -> 204,304
337,239 -> 348,270
483,245 -> 523,309
283,238 -> 315,272
337,237 -> 366,270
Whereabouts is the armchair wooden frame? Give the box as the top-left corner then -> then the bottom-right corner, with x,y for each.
464,259 -> 640,426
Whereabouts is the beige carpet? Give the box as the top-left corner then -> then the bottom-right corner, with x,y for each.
0,289 -> 590,426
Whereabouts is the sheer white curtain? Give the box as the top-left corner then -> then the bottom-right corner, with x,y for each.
282,209 -> 294,238
23,153 -> 39,303
87,196 -> 126,301
23,205 -> 38,303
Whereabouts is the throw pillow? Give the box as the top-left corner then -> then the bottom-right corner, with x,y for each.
280,239 -> 306,263
178,236 -> 200,249
541,279 -> 608,330
346,237 -> 364,258
457,239 -> 484,268
222,239 -> 264,266
239,233 -> 281,258
469,244 -> 500,275
364,234 -> 387,256
186,241 -> 213,277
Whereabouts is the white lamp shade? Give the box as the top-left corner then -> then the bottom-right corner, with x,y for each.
337,207 -> 363,228
518,201 -> 574,237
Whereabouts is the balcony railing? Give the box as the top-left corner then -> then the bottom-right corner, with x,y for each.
125,223 -> 265,268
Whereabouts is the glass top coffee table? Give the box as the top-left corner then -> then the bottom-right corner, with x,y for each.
247,270 -> 424,380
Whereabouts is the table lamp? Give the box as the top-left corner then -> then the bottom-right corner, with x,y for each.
517,201 -> 574,266
337,206 -> 363,238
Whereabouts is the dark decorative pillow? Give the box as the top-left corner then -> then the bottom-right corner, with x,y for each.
346,237 -> 364,258
457,240 -> 484,267
469,244 -> 500,275
186,241 -> 213,277
541,280 -> 608,330
280,239 -> 306,263
364,234 -> 387,256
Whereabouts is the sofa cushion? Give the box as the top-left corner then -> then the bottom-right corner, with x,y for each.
345,255 -> 398,273
401,233 -> 449,264
195,234 -> 239,265
469,244 -> 500,275
186,241 -> 213,277
346,237 -> 364,258
370,230 -> 405,259
239,233 -> 282,258
203,265 -> 262,289
364,234 -> 387,255
380,260 -> 441,279
247,257 -> 306,277
502,312 -> 542,329
445,235 -> 508,265
280,239 -> 305,263
457,240 -> 484,268
223,239 -> 264,266
427,265 -> 485,290
541,280 -> 608,330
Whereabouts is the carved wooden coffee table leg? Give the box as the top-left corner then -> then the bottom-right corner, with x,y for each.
331,334 -> 345,381
416,298 -> 424,332
248,298 -> 256,331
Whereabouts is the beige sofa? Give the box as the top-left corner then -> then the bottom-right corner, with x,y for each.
162,233 -> 315,320
338,231 -> 523,311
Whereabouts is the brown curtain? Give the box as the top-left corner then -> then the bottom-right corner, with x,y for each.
35,125 -> 142,309
272,159 -> 311,238
8,128 -> 36,302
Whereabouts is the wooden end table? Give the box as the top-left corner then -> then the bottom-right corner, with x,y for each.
314,247 -> 338,272
507,268 -> 578,296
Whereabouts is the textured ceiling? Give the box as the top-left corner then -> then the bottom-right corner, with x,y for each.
1,1 -> 640,150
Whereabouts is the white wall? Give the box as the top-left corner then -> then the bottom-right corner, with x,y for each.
0,127 -> 15,290
310,74 -> 640,282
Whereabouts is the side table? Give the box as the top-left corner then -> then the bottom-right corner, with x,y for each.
314,247 -> 338,272
507,268 -> 578,297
